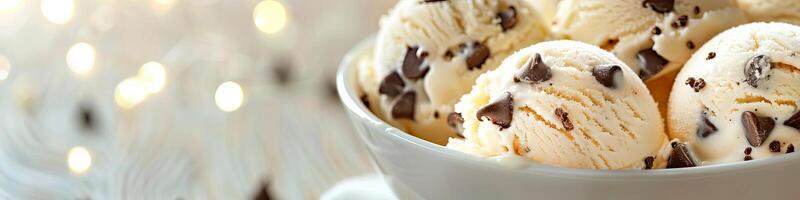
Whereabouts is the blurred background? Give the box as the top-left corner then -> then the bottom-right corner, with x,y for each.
0,0 -> 396,199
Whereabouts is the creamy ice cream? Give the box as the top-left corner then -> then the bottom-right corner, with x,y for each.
552,0 -> 747,117
737,0 -> 800,25
667,22 -> 800,164
447,40 -> 671,169
359,0 -> 550,144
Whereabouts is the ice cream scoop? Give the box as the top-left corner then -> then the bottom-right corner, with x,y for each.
667,22 -> 800,164
737,0 -> 800,25
358,0 -> 550,144
447,40 -> 671,170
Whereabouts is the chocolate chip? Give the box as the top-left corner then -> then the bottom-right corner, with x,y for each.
514,53 -> 552,84
402,47 -> 430,80
678,15 -> 688,27
253,182 -> 273,200
476,92 -> 514,130
465,42 -> 490,70
378,71 -> 405,98
769,140 -> 782,152
644,156 -> 655,169
360,94 -> 370,108
744,55 -> 772,88
637,48 -> 669,80
670,21 -> 679,28
697,113 -> 717,138
686,41 -> 695,49
78,104 -> 95,131
706,52 -> 716,60
447,112 -> 465,136
694,6 -> 700,15
555,108 -> 574,131
684,77 -> 706,92
652,27 -> 662,35
592,65 -> 623,88
783,111 -> 800,131
744,155 -> 753,161
742,111 -> 775,147
667,142 -> 696,168
643,0 -> 674,13
787,144 -> 795,154
391,91 -> 416,120
433,111 -> 440,119
744,147 -> 752,155
497,6 -> 517,31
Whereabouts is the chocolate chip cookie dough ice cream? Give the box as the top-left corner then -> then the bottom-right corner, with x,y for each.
736,0 -> 800,25
358,0 -> 550,144
668,22 -> 800,165
446,41 -> 671,169
552,0 -> 748,116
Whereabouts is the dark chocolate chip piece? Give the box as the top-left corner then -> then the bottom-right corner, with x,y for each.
514,53 -> 552,84
744,55 -> 772,88
787,144 -> 795,154
78,104 -> 95,131
678,15 -> 688,27
644,156 -> 655,169
667,142 -> 696,168
555,108 -> 574,131
497,6 -> 517,31
433,111 -> 440,119
402,47 -> 430,80
783,111 -> 800,131
465,42 -> 490,70
360,94 -> 370,108
447,112 -> 465,136
378,71 -> 405,98
744,147 -> 752,155
769,140 -> 782,152
686,41 -> 695,49
742,111 -> 775,147
253,182 -> 273,200
744,155 -> 753,161
637,48 -> 669,80
706,52 -> 716,60
643,0 -> 675,13
391,91 -> 417,120
592,65 -> 623,88
652,27 -> 662,35
694,6 -> 700,15
476,92 -> 514,130
684,77 -> 706,92
697,113 -> 717,138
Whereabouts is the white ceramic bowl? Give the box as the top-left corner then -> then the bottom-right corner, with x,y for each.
337,37 -> 800,200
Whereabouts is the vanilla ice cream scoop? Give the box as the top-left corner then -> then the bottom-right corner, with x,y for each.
667,22 -> 800,165
737,0 -> 800,25
553,0 -> 747,81
359,0 -> 550,144
447,41 -> 671,170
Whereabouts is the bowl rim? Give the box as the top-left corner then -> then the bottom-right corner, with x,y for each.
336,36 -> 800,179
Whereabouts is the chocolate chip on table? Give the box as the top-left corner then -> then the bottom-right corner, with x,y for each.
787,144 -> 795,154
379,71 -> 405,98
784,111 -> 800,130
667,142 -> 696,168
652,27 -> 662,35
465,42 -> 491,70
636,48 -> 669,80
78,104 -> 95,131
706,52 -> 716,60
497,6 -> 517,31
686,41 -> 695,49
684,77 -> 706,92
555,108 -> 574,131
447,112 -> 465,137
643,0 -> 675,13
769,140 -> 782,153
742,111 -> 775,147
592,65 -> 623,88
644,156 -> 655,170
514,53 -> 552,84
697,114 -> 717,138
744,155 -> 753,161
744,147 -> 752,155
744,55 -> 772,88
476,92 -> 514,130
391,91 -> 417,120
402,46 -> 430,80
